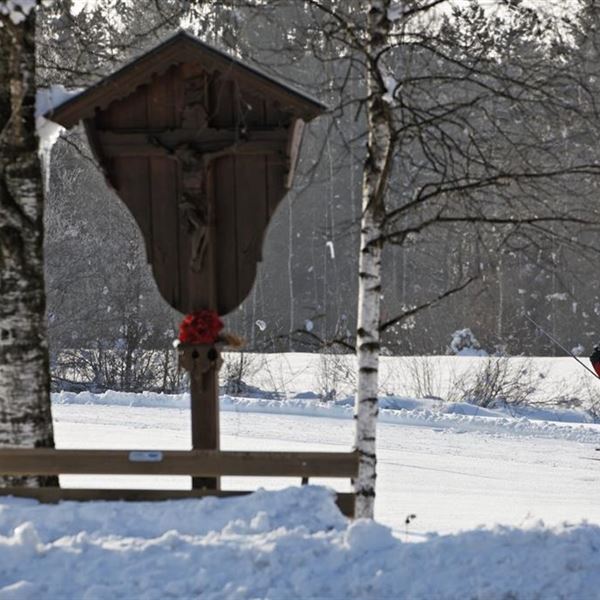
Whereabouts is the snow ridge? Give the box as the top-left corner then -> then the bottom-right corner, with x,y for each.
52,391 -> 600,444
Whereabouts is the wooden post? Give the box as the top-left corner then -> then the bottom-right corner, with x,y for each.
191,350 -> 220,489
178,344 -> 221,489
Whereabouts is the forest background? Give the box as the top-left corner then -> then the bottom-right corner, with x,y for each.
41,0 -> 600,392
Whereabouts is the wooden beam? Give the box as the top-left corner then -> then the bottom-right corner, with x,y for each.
285,118 -> 305,189
98,127 -> 287,147
0,449 -> 359,478
0,487 -> 356,518
100,140 -> 286,160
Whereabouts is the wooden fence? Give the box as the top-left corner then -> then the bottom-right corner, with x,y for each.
0,449 -> 358,517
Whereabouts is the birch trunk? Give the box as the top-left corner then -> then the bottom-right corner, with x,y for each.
354,0 -> 393,519
0,6 -> 56,486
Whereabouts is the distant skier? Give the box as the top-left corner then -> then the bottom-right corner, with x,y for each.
590,345 -> 600,377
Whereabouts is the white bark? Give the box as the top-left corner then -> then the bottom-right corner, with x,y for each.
354,0 -> 393,519
0,7 -> 56,485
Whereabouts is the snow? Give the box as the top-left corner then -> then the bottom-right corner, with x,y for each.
3,354 -> 600,597
449,328 -> 488,356
48,387 -> 600,536
325,240 -> 335,259
0,0 -> 35,25
1,487 -> 600,598
35,85 -> 82,189
53,390 -> 600,444
387,2 -> 402,22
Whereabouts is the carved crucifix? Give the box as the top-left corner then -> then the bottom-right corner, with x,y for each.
45,31 -> 326,490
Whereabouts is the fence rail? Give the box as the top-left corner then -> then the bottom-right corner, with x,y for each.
0,449 -> 358,517
0,448 -> 358,477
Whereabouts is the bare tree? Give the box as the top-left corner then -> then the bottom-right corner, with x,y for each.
217,0 -> 600,517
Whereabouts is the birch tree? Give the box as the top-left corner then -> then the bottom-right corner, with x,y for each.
243,0 -> 600,517
0,0 -> 56,484
354,0 -> 394,518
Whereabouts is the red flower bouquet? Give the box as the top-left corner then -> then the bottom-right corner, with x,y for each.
178,310 -> 223,345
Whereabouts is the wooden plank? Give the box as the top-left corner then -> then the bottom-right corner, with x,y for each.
266,153 -> 287,219
335,493 -> 356,518
0,449 -> 359,478
239,90 -> 266,129
285,118 -> 305,189
112,157 -> 153,262
146,67 -> 180,307
49,44 -> 183,127
97,84 -> 149,130
209,73 -> 235,129
149,157 -> 179,307
0,488 -> 356,517
234,155 -> 263,302
190,360 -> 220,490
0,488 -> 248,502
102,141 -> 283,159
213,156 -> 238,314
146,67 -> 176,129
97,129 -> 288,145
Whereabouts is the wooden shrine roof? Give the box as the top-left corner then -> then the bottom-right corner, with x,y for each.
46,30 -> 327,128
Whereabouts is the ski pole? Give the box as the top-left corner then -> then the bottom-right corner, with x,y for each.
524,314 -> 600,379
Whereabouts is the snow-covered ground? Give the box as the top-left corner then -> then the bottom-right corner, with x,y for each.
2,486 -> 600,599
2,354 -> 600,598
50,391 -> 600,536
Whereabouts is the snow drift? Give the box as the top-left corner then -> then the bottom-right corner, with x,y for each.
0,486 -> 599,599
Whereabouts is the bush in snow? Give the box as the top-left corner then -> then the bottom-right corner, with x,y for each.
221,352 -> 263,396
316,352 -> 355,402
449,328 -> 488,357
402,356 -> 449,401
459,357 -> 539,408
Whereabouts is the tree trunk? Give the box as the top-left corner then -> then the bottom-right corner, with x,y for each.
0,6 -> 56,486
354,0 -> 393,519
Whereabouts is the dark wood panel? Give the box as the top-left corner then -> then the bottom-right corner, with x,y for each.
214,156 -> 238,314
0,449 -> 359,478
97,85 -> 149,130
209,73 -> 235,128
235,155 -> 264,301
239,90 -> 266,128
265,96 -> 289,128
147,67 -> 176,129
190,365 -> 220,490
266,154 -> 287,219
150,157 -> 179,307
0,488 -> 355,517
113,157 -> 153,262
98,129 -> 288,147
177,215 -> 194,312
181,63 -> 208,130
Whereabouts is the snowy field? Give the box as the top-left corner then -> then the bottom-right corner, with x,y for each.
2,355 -> 600,598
